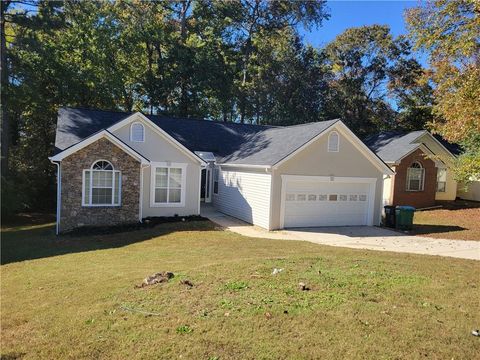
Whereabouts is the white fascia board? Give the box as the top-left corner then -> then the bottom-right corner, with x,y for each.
107,112 -> 206,166
272,120 -> 338,169
413,131 -> 457,159
272,120 -> 394,175
218,163 -> 271,169
49,130 -> 149,164
395,143 -> 445,167
335,122 -> 394,175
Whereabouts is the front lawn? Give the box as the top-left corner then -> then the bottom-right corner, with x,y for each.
413,201 -> 480,240
1,218 -> 479,359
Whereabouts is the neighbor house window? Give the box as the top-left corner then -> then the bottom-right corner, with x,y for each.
130,122 -> 145,142
328,131 -> 339,152
83,160 -> 121,206
437,168 -> 447,192
151,163 -> 186,206
406,161 -> 425,191
213,167 -> 219,194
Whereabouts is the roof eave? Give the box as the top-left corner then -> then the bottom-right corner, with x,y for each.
49,130 -> 150,165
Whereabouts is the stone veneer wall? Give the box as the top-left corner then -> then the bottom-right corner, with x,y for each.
60,138 -> 140,232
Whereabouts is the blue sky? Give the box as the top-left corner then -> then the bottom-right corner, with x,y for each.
301,0 -> 428,64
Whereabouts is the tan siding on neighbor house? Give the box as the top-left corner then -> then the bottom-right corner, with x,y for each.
414,133 -> 457,201
270,128 -> 385,229
458,181 -> 480,201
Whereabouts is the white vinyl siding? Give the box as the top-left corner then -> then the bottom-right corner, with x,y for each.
214,168 -> 271,229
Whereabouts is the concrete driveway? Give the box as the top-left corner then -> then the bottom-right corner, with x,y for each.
201,206 -> 480,260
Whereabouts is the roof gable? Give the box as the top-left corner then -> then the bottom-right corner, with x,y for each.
364,130 -> 457,164
107,112 -> 206,165
53,107 -> 390,172
50,130 -> 149,164
54,108 -> 344,166
55,107 -> 131,154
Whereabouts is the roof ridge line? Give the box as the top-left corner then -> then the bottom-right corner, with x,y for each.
147,114 -> 280,128
60,106 -> 134,115
281,118 -> 340,129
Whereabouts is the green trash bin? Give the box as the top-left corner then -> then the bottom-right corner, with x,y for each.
395,206 -> 416,230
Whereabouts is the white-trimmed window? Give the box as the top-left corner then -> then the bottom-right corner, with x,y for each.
83,160 -> 121,206
437,168 -> 447,192
406,161 -> 425,191
328,131 -> 339,152
130,122 -> 145,142
213,167 -> 219,194
151,163 -> 186,206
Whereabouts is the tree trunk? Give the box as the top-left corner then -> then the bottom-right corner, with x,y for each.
1,1 -> 11,177
179,0 -> 190,116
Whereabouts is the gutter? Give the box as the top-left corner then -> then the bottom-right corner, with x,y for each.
218,163 -> 272,170
49,158 -> 61,235
139,163 -> 150,223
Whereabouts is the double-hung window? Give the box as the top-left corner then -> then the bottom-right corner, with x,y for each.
151,163 -> 186,206
436,168 -> 447,192
406,162 -> 425,191
83,160 -> 121,206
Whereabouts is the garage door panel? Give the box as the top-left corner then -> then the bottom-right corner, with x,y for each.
284,214 -> 366,227
283,179 -> 373,228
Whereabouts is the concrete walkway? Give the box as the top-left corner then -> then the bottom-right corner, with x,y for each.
201,205 -> 480,260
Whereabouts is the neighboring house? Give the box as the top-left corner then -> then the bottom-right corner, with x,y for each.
50,107 -> 393,234
364,131 -> 458,208
457,179 -> 480,202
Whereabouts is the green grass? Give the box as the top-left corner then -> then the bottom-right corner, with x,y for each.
1,219 -> 480,359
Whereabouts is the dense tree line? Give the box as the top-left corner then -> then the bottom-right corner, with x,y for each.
1,0 -> 476,215
406,0 -> 480,189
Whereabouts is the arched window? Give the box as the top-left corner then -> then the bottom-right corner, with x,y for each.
130,122 -> 145,142
83,160 -> 121,206
406,161 -> 425,191
328,131 -> 339,152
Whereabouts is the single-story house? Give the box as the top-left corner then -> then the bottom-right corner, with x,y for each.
364,130 -> 459,208
49,107 -> 394,234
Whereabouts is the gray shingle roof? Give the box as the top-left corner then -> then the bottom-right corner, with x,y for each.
364,130 -> 460,163
364,131 -> 426,163
55,107 -> 339,166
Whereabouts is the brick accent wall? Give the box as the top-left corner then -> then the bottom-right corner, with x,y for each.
60,138 -> 141,232
392,149 -> 437,208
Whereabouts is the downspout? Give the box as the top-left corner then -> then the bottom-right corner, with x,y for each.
198,163 -> 207,215
50,160 -> 61,235
139,163 -> 149,223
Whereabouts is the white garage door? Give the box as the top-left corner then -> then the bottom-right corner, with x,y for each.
282,177 -> 375,228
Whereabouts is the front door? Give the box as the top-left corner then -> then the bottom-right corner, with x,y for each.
201,167 -> 212,203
